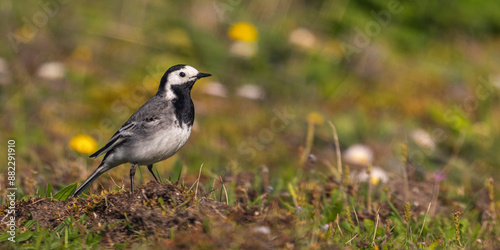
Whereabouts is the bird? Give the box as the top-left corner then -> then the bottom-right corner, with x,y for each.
73,64 -> 211,196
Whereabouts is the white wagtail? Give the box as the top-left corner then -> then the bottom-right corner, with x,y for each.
74,65 -> 211,196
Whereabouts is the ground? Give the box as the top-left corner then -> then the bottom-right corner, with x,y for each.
1,170 -> 498,249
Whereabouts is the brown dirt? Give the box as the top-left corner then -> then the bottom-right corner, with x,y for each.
1,171 -> 488,248
387,179 -> 444,216
0,181 -> 296,249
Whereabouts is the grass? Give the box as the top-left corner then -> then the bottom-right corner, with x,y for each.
0,150 -> 499,248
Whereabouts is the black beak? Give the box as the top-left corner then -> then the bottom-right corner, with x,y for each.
196,72 -> 212,79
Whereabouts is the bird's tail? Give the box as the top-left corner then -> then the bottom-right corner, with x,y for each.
73,162 -> 109,197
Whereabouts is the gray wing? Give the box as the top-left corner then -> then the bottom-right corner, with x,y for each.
89,95 -> 171,158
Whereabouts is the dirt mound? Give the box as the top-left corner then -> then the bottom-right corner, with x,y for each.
1,181 -> 295,248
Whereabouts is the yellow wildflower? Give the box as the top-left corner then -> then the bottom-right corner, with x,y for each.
306,112 -> 324,125
72,45 -> 93,61
70,134 -> 97,154
370,175 -> 380,185
14,25 -> 36,43
228,22 -> 258,42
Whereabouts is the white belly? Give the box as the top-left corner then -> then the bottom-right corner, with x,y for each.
122,126 -> 192,165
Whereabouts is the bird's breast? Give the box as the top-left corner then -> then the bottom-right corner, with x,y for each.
126,125 -> 192,165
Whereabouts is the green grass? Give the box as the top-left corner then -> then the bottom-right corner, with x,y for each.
1,168 -> 498,248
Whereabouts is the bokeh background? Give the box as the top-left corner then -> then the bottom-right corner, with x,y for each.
1,0 -> 499,198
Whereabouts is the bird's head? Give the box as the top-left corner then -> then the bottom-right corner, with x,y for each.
158,64 -> 211,95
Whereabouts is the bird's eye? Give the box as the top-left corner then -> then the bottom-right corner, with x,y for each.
179,72 -> 186,77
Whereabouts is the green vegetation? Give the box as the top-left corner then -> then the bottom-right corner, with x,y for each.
1,0 -> 499,248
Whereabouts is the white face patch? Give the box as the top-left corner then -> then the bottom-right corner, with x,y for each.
163,65 -> 200,99
167,65 -> 200,86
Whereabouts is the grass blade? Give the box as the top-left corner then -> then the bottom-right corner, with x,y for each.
46,183 -> 53,198
53,182 -> 78,201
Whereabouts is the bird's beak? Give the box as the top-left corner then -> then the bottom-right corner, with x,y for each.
196,72 -> 212,79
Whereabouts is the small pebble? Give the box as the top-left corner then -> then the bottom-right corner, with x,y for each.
252,226 -> 270,235
344,144 -> 374,166
201,81 -> 227,98
37,61 -> 65,80
236,84 -> 265,100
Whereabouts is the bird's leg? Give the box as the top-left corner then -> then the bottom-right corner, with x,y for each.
147,164 -> 160,183
130,164 -> 137,194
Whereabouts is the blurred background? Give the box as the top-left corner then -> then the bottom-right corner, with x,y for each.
1,0 -> 499,197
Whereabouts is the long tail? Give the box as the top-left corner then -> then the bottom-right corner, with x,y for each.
73,162 -> 110,197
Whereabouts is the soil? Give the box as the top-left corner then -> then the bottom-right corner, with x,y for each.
0,181 -> 296,249
0,172 -> 491,248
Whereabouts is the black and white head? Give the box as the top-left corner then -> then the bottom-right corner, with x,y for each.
158,64 -> 211,98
